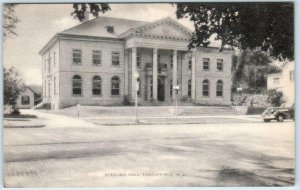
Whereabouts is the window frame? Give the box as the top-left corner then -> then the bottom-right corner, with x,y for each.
92,75 -> 102,96
217,59 -> 223,72
72,49 -> 82,65
72,75 -> 82,96
54,76 -> 57,95
111,51 -> 120,66
188,79 -> 192,97
111,76 -> 120,96
273,77 -> 280,85
203,58 -> 210,71
53,52 -> 56,68
21,95 -> 30,105
136,52 -> 141,68
216,80 -> 223,97
92,50 -> 102,66
48,57 -> 51,73
202,79 -> 210,97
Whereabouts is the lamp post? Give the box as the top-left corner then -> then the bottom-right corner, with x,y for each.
173,85 -> 180,118
134,72 -> 139,123
76,103 -> 80,117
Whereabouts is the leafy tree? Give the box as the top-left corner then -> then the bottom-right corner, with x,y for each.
71,3 -> 111,22
232,50 -> 281,93
176,2 -> 294,60
3,67 -> 25,106
3,3 -> 19,40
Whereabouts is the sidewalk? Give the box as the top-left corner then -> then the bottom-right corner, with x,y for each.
84,115 -> 262,126
15,109 -> 262,127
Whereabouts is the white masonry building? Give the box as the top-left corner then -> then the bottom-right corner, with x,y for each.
39,16 -> 234,109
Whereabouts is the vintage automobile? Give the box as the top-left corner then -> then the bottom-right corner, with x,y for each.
262,104 -> 295,122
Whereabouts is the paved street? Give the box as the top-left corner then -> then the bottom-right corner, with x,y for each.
4,110 -> 295,187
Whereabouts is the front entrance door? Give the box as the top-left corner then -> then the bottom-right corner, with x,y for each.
157,78 -> 164,101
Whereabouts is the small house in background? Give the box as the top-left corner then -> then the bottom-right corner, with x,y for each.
16,86 -> 42,109
267,61 -> 295,106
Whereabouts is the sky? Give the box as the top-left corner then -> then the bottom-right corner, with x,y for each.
3,3 -> 219,86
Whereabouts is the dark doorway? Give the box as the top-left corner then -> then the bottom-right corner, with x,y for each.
157,78 -> 165,101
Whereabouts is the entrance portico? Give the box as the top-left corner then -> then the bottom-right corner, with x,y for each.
128,46 -> 196,102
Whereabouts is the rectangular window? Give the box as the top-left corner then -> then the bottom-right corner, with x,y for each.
203,58 -> 210,71
112,51 -> 120,66
158,54 -> 161,64
273,77 -> 280,85
111,83 -> 120,95
93,50 -> 101,66
53,52 -> 56,68
137,52 -> 141,68
73,81 -> 82,95
48,57 -> 51,73
54,76 -> 56,95
188,56 -> 192,70
290,70 -> 294,81
217,59 -> 223,71
72,49 -> 82,65
21,96 -> 30,105
92,82 -> 101,95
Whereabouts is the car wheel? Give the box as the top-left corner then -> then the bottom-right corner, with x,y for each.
277,114 -> 284,122
263,119 -> 271,122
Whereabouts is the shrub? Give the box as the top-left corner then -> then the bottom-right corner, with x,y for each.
181,95 -> 189,102
123,95 -> 133,106
267,89 -> 283,107
11,109 -> 20,115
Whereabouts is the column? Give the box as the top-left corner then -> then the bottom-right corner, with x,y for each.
124,49 -> 129,96
191,49 -> 196,100
153,48 -> 158,101
172,49 -> 177,99
131,47 -> 137,99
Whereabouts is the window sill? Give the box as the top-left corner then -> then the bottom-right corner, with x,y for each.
93,64 -> 102,67
92,95 -> 102,97
72,95 -> 83,97
111,95 -> 121,98
72,63 -> 82,66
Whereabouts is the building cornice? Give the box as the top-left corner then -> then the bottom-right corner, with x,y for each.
39,33 -> 125,56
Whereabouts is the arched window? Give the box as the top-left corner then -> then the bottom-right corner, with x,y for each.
111,76 -> 120,95
72,75 -> 82,95
216,80 -> 223,97
21,95 -> 30,105
188,79 -> 191,97
170,79 -> 173,97
202,79 -> 210,97
92,76 -> 102,95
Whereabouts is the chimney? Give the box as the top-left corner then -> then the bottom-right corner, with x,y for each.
106,26 -> 114,33
83,10 -> 90,22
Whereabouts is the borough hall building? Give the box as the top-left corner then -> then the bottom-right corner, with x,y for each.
39,16 -> 234,109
